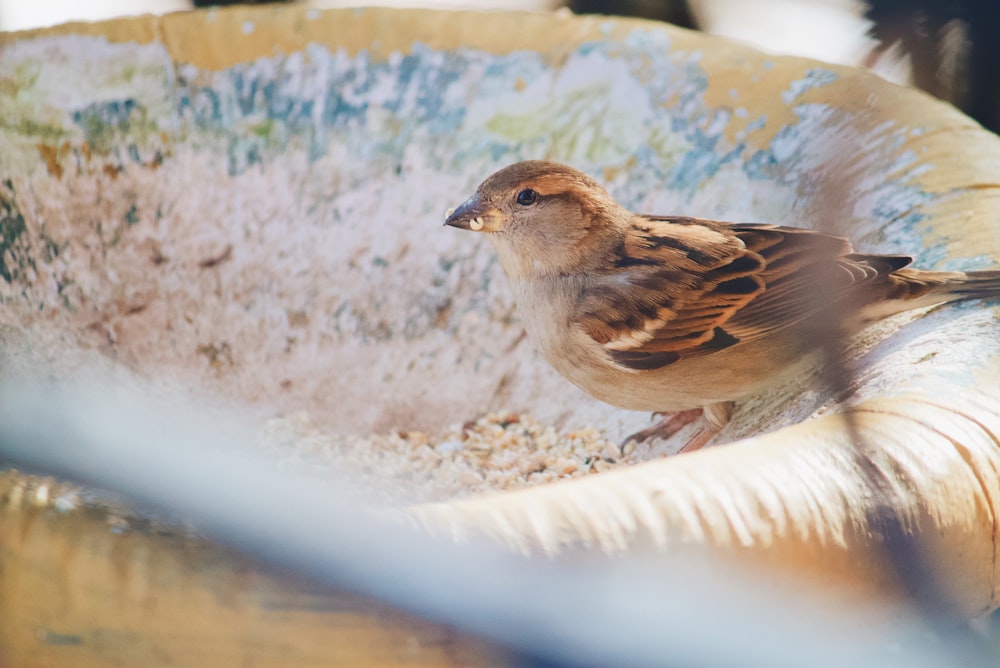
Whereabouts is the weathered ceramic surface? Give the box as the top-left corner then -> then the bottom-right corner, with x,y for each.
2,8 -> 997,450
4,5 -> 1000,666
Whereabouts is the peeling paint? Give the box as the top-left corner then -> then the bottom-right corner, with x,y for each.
0,180 -> 28,283
0,17 -> 997,441
782,68 -> 838,104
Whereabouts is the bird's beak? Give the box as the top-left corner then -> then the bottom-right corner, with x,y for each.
444,195 -> 502,232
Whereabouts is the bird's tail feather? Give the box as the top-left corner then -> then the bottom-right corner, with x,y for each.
944,269 -> 1000,299
864,267 -> 1000,322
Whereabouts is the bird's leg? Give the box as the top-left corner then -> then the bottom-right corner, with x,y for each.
620,401 -> 735,455
677,401 -> 734,454
619,408 -> 703,453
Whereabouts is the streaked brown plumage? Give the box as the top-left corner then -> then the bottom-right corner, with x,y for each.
444,160 -> 1000,454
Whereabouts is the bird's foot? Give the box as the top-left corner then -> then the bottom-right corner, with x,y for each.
619,408 -> 703,454
620,402 -> 735,456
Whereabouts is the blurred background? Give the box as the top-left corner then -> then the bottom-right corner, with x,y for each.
1,0 -> 996,134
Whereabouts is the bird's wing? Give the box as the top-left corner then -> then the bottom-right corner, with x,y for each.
575,217 -> 912,371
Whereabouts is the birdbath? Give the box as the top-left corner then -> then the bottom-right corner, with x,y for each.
2,6 -> 1000,666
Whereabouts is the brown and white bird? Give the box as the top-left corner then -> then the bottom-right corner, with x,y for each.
444,160 -> 1000,454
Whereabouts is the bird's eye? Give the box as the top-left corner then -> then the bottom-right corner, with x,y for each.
516,189 -> 538,206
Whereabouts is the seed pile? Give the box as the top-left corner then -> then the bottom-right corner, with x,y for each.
260,411 -> 628,505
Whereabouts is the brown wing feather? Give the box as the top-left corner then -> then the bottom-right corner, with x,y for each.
577,217 -> 916,371
578,217 -> 756,351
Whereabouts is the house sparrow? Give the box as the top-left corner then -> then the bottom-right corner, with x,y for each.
444,160 -> 1000,454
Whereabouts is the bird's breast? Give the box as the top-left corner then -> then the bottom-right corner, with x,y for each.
508,278 -> 680,408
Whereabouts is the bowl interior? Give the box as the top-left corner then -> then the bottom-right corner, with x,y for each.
1,8 -> 994,453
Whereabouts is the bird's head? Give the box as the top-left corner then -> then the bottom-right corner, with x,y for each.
444,160 -> 631,279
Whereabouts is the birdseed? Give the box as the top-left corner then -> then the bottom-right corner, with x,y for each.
258,411 -> 627,506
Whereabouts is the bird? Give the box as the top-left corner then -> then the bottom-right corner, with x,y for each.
444,160 -> 1000,454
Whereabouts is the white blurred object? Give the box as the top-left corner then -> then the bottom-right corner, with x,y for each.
0,0 -> 189,31
688,0 -> 911,86
0,376 -> 963,667
309,0 -> 560,10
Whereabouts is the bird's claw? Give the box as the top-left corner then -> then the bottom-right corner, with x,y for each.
618,408 -> 704,455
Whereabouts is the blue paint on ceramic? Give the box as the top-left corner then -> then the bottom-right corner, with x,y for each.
938,254 -> 999,272
164,27 -> 948,264
745,116 -> 767,133
743,149 -> 783,182
73,99 -> 141,135
782,68 -> 838,104
666,128 -> 744,190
